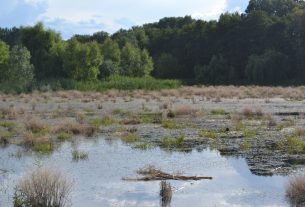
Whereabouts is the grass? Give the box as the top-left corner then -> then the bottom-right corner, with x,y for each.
235,121 -> 246,131
139,113 -> 162,124
32,142 -> 54,154
112,108 -> 122,115
243,129 -> 257,138
286,175 -> 305,206
134,143 -> 154,150
14,168 -> 73,207
57,132 -> 72,141
211,108 -> 226,115
0,121 -> 17,130
90,116 -> 115,127
58,75 -> 181,91
0,128 -> 14,145
199,130 -> 218,139
286,135 -> 305,154
25,118 -> 49,135
161,135 -> 185,148
161,120 -> 178,129
72,150 -> 88,161
239,140 -> 251,150
121,134 -> 140,143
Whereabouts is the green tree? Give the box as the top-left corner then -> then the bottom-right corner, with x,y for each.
99,38 -> 121,79
154,53 -> 179,78
245,50 -> 289,84
120,42 -> 153,77
63,39 -> 103,81
0,40 -> 9,67
195,55 -> 234,85
246,0 -> 298,16
21,22 -> 65,79
1,45 -> 34,91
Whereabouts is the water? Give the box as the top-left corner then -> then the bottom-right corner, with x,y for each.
0,138 -> 289,207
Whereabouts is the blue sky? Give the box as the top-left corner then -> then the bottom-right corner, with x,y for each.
0,0 -> 249,39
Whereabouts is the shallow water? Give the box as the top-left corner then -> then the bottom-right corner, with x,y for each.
0,138 -> 289,207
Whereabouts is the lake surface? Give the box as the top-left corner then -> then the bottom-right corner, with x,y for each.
0,138 -> 289,207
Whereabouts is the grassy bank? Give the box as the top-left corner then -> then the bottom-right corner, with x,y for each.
0,76 -> 181,93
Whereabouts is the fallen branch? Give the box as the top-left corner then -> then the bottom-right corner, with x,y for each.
122,165 -> 212,181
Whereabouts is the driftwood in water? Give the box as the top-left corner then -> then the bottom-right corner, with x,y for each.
122,165 -> 213,181
160,181 -> 172,207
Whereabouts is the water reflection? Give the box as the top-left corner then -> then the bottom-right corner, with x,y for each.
0,138 -> 290,207
160,181 -> 172,207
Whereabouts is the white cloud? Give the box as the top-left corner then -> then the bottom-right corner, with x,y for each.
35,0 -> 228,38
1,0 -> 234,38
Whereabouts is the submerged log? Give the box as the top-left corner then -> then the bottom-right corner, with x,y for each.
122,165 -> 213,181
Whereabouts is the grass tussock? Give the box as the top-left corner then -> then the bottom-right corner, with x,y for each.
286,175 -> 305,206
14,168 -> 73,207
72,150 -> 88,161
241,107 -> 264,119
22,131 -> 54,153
211,108 -> 227,115
161,120 -> 178,129
121,133 -> 140,143
53,120 -> 97,137
161,135 -> 185,148
173,105 -> 197,116
25,118 -> 49,135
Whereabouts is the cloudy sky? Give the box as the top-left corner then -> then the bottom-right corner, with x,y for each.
0,0 -> 249,39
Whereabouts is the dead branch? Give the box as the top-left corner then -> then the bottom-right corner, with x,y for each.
122,165 -> 212,181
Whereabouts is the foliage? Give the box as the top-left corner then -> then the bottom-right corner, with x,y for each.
120,42 -> 153,77
2,0 -> 305,88
245,50 -> 289,85
3,45 -> 34,92
63,38 -> 103,81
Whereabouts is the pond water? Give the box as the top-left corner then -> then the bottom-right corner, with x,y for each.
0,138 -> 289,207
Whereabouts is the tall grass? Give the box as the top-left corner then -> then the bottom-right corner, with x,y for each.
34,76 -> 181,92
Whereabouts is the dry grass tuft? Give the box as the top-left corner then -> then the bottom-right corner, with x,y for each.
173,105 -> 198,116
286,175 -> 305,206
0,107 -> 19,120
25,117 -> 48,134
14,167 -> 73,207
241,107 -> 264,118
53,120 -> 96,137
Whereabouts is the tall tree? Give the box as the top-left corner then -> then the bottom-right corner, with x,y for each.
63,39 -> 103,81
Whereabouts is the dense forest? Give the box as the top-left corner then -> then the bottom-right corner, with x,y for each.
1,0 -> 305,92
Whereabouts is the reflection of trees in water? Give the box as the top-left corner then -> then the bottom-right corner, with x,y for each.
160,181 -> 172,207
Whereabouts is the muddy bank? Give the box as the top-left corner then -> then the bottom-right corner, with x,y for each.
0,89 -> 305,176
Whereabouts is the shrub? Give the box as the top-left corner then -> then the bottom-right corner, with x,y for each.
14,168 -> 73,207
286,175 -> 305,206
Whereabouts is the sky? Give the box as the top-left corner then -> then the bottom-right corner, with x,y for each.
0,0 -> 249,39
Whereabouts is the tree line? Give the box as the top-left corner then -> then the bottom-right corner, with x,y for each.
1,0 -> 305,90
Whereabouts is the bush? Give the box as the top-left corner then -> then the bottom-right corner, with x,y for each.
14,168 -> 73,207
286,175 -> 305,206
